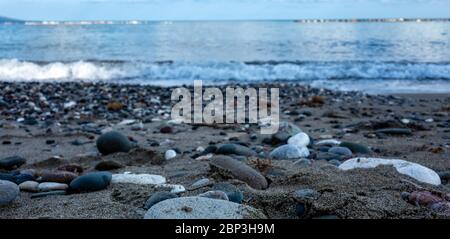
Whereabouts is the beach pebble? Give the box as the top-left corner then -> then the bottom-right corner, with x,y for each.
339,157 -> 441,185
165,150 -> 177,160
198,190 -> 229,201
144,197 -> 266,219
31,190 -> 66,199
210,155 -> 268,190
271,122 -> 302,145
144,191 -> 178,210
63,101 -> 76,109
13,173 -> 35,184
111,173 -> 166,185
328,147 -> 352,156
38,182 -> 68,192
69,172 -> 112,192
0,180 -> 20,205
19,181 -> 39,192
216,144 -> 257,157
270,145 -> 309,160
339,142 -> 371,154
212,182 -> 244,204
57,164 -> 83,174
375,128 -> 412,135
95,160 -> 124,171
316,139 -> 341,146
39,171 -> 78,184
96,131 -> 132,155
189,178 -> 211,190
0,156 -> 26,170
288,132 -> 310,148
156,184 -> 186,194
293,158 -> 312,166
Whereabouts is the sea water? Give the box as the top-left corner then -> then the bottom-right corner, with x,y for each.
1,21 -> 450,93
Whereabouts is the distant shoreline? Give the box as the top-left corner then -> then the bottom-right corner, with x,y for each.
1,18 -> 450,26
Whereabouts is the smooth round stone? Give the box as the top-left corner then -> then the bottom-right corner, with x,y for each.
212,182 -> 244,204
210,156 -> 268,190
112,173 -> 166,185
69,172 -> 112,192
39,171 -> 78,184
189,178 -> 211,190
95,160 -> 124,171
0,180 -> 20,206
165,150 -> 177,160
144,191 -> 178,210
270,145 -> 310,160
198,191 -> 229,201
0,156 -> 26,170
271,122 -> 302,145
288,132 -> 310,148
144,197 -> 266,219
339,142 -> 371,154
96,131 -> 132,155
294,189 -> 320,200
216,144 -> 257,157
0,172 -> 14,181
19,181 -> 39,192
38,182 -> 68,192
328,147 -> 353,156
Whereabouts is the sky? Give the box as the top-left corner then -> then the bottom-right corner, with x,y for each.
1,0 -> 449,21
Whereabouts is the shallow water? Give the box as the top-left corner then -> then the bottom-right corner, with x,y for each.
1,21 -> 450,93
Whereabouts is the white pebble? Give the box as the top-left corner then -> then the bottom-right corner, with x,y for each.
165,150 -> 177,160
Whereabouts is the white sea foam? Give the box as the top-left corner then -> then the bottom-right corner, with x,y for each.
1,59 -> 450,93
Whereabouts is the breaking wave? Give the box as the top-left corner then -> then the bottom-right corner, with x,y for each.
1,59 -> 450,93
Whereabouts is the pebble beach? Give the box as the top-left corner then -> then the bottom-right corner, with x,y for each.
0,81 -> 449,219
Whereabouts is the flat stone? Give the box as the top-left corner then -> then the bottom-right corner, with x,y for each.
31,190 -> 66,199
270,144 -> 310,160
189,178 -> 211,190
38,182 -> 69,192
111,173 -> 166,185
144,197 -> 266,219
375,128 -> 412,135
339,157 -> 441,185
0,180 -> 20,205
210,155 -> 268,190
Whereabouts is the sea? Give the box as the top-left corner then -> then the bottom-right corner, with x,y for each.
1,21 -> 450,94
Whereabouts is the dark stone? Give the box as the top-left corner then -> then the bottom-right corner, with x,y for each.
375,128 -> 412,135
0,156 -> 26,170
0,172 -> 14,182
31,190 -> 66,199
296,203 -> 307,217
2,141 -> 11,145
46,139 -> 56,145
212,182 -> 244,204
95,160 -> 124,171
69,172 -> 112,192
57,164 -> 83,174
328,147 -> 352,156
144,191 -> 178,210
160,126 -> 173,134
96,131 -> 132,155
316,152 -> 341,161
13,173 -> 35,184
339,142 -> 371,154
216,144 -> 257,157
